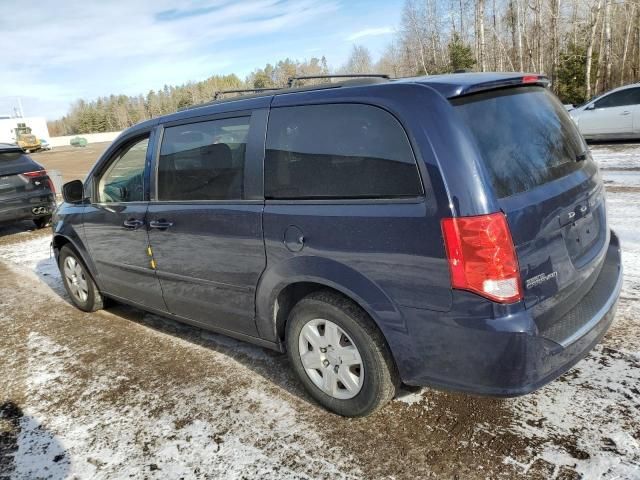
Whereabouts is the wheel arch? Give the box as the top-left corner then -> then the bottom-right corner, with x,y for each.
255,256 -> 406,350
52,234 -> 101,288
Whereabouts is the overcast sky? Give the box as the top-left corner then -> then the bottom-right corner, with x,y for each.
0,0 -> 401,120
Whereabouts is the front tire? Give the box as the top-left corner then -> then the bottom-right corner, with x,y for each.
286,291 -> 399,417
59,245 -> 104,312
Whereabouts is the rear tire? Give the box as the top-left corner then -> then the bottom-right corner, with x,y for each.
33,216 -> 52,229
286,291 -> 399,417
59,245 -> 104,312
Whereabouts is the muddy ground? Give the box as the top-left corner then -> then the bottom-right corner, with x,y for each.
31,143 -> 112,184
0,143 -> 639,479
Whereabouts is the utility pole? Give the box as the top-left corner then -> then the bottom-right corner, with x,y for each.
17,98 -> 24,118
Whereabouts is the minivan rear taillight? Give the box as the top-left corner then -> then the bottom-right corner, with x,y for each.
441,213 -> 522,303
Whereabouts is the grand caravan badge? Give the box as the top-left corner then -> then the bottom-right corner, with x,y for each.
526,271 -> 558,289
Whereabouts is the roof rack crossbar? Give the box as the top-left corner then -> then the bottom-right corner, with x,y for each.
287,74 -> 390,88
213,88 -> 281,100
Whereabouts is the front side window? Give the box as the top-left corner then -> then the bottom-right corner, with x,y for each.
98,136 -> 148,203
158,117 -> 250,201
626,88 -> 640,105
594,89 -> 636,109
265,104 -> 423,200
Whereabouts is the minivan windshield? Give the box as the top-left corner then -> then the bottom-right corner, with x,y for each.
452,86 -> 588,198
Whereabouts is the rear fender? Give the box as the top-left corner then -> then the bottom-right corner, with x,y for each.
255,255 -> 406,343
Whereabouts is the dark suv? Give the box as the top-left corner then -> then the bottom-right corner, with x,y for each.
53,73 -> 622,417
0,143 -> 56,228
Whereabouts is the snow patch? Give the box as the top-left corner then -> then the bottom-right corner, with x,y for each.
0,234 -> 60,291
508,346 -> 640,479
591,144 -> 640,171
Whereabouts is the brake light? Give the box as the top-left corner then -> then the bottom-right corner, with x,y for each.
21,170 -> 55,193
22,170 -> 46,178
441,213 -> 522,303
522,75 -> 539,84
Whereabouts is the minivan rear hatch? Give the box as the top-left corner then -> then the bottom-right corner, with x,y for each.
452,86 -> 608,339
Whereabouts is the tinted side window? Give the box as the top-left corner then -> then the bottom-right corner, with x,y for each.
594,90 -> 635,108
158,117 -> 250,201
628,88 -> 640,104
265,104 -> 422,199
98,136 -> 148,203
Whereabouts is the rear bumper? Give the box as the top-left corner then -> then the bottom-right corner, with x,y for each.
396,230 -> 622,396
0,194 -> 56,223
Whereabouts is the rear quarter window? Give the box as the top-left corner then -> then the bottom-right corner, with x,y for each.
265,104 -> 423,200
452,86 -> 588,198
0,151 -> 22,162
0,151 -> 39,175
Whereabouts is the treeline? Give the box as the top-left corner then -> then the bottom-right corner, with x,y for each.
48,74 -> 244,136
48,0 -> 640,136
48,58 -> 331,136
379,0 -> 640,105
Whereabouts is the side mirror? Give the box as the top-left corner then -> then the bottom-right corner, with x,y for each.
585,104 -> 596,111
62,180 -> 85,204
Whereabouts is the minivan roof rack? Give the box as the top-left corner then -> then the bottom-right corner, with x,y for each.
213,88 -> 282,100
181,76 -> 392,112
287,74 -> 391,88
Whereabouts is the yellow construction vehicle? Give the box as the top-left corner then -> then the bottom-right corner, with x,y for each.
14,123 -> 41,152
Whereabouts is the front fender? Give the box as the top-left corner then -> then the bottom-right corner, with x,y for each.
255,255 -> 407,343
52,204 -> 101,288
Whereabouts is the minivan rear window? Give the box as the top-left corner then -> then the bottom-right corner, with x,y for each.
0,151 -> 23,162
452,86 -> 588,198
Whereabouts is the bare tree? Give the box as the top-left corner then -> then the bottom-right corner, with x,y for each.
478,0 -> 487,71
402,0 -> 429,74
619,3 -> 635,85
603,0 -> 613,90
550,0 -> 560,82
516,0 -> 524,71
586,0 -> 603,99
341,45 -> 374,74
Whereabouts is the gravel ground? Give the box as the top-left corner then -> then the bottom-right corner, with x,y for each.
0,144 -> 639,479
30,143 -> 111,184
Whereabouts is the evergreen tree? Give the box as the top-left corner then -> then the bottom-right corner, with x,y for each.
556,43 -> 588,105
448,34 -> 476,72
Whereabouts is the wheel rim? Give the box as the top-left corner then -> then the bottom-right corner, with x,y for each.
298,318 -> 364,400
64,256 -> 89,303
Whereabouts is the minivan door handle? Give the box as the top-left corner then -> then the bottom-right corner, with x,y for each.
149,219 -> 174,230
123,218 -> 145,229
620,111 -> 631,116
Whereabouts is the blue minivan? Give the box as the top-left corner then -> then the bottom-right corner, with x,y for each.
53,73 -> 622,416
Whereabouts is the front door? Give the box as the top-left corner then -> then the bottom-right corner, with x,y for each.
581,89 -> 635,136
147,113 -> 267,336
83,133 -> 166,311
